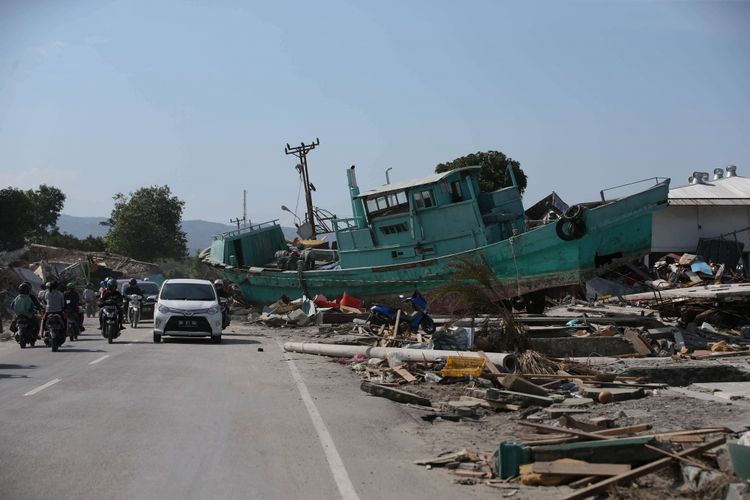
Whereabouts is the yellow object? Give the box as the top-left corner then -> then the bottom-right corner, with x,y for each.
711,340 -> 732,352
441,356 -> 486,378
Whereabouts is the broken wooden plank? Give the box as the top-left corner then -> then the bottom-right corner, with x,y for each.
624,329 -> 653,356
392,365 -> 417,383
484,388 -> 554,407
532,461 -> 630,476
360,380 -> 431,406
500,374 -> 549,397
560,437 -> 726,500
477,350 -> 503,376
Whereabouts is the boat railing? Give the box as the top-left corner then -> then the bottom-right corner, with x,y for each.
214,219 -> 281,240
599,177 -> 670,202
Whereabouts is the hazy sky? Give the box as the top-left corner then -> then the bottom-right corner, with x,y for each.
1,0 -> 749,228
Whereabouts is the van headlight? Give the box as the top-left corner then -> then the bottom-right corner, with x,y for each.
158,305 -> 173,314
208,306 -> 219,314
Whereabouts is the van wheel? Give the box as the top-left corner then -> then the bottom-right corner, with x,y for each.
153,332 -> 161,343
211,334 -> 222,344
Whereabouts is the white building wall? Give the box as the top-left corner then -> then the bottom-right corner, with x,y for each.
652,205 -> 750,253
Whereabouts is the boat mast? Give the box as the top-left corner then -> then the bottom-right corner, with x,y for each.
285,138 -> 320,240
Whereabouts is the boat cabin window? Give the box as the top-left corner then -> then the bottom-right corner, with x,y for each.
365,190 -> 409,217
450,181 -> 463,202
414,189 -> 434,209
380,222 -> 408,235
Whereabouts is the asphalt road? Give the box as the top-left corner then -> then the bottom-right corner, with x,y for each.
0,317 -> 495,500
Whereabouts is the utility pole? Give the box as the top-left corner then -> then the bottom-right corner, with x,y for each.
229,217 -> 245,232
284,138 -> 320,239
243,189 -> 248,225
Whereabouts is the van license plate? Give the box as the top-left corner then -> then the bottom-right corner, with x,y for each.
179,320 -> 198,327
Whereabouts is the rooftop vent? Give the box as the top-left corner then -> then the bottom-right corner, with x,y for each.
689,171 -> 709,184
726,164 -> 738,177
713,168 -> 724,181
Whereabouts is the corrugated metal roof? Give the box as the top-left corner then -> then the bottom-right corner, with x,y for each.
355,166 -> 481,199
668,175 -> 750,206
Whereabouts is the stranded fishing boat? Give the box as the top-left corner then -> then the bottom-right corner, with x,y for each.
202,165 -> 669,307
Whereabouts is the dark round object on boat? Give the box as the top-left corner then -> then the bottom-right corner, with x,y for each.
556,205 -> 587,241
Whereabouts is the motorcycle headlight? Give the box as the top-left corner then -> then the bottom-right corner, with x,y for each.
158,305 -> 172,314
207,306 -> 219,314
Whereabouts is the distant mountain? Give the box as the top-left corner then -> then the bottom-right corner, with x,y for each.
57,214 -> 303,254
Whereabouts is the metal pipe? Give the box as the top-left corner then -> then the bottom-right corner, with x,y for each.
385,167 -> 392,184
283,341 -> 517,371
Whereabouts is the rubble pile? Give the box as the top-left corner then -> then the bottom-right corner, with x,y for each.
274,273 -> 750,498
0,244 -> 164,333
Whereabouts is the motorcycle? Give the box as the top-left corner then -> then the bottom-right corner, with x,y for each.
44,313 -> 66,352
367,291 -> 436,334
14,315 -> 37,348
219,297 -> 230,329
100,300 -> 121,344
65,308 -> 80,342
128,294 -> 142,328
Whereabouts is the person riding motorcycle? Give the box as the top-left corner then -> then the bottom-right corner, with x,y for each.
40,280 -> 66,338
10,282 -> 41,335
123,278 -> 143,315
213,279 -> 231,327
98,279 -> 125,330
63,282 -> 85,332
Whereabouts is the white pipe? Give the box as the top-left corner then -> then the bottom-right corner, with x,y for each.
283,342 -> 517,371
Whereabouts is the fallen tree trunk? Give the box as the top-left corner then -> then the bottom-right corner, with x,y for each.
283,342 -> 517,371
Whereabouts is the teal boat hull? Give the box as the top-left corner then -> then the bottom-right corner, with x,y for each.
222,181 -> 669,304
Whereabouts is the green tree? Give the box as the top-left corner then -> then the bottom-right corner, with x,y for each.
0,188 -> 35,250
104,185 -> 188,261
0,185 -> 66,250
435,150 -> 527,194
27,185 -> 66,238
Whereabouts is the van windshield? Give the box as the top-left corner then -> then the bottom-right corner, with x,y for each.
160,283 -> 216,301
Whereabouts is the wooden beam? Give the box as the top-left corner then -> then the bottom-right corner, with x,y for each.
532,461 -> 630,476
560,437 -> 726,500
477,350 -> 503,376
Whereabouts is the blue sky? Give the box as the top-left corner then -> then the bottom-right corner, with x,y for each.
1,0 -> 749,228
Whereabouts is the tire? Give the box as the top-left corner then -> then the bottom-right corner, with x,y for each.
20,341 -> 26,349
525,291 -> 546,315
51,333 -> 59,352
420,316 -> 436,335
211,334 -> 222,344
153,332 -> 161,343
30,340 -> 36,347
107,325 -> 114,344
132,311 -> 139,329
367,311 -> 390,327
555,206 -> 587,241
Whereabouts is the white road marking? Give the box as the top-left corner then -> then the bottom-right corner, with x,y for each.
24,378 -> 61,396
277,340 -> 360,500
89,354 -> 110,365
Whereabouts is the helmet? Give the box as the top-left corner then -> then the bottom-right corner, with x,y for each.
18,283 -> 31,294
129,278 -> 137,286
213,279 -> 223,287
49,281 -> 58,290
67,282 -> 76,290
45,281 -> 51,289
107,279 -> 117,290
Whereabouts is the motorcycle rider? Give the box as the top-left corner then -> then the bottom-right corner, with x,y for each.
40,280 -> 66,338
10,282 -> 41,335
123,278 -> 142,317
83,283 -> 97,318
63,282 -> 85,332
99,279 -> 125,330
213,279 -> 230,327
